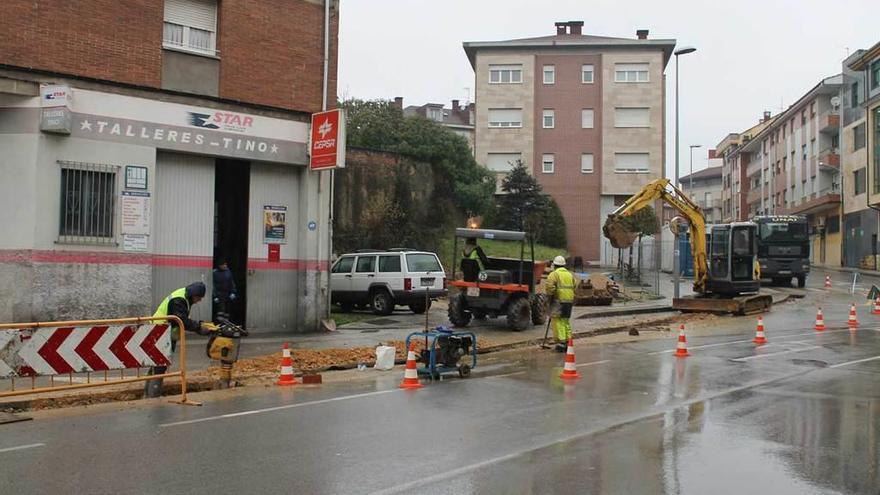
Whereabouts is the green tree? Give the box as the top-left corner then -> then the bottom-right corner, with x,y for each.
342,99 -> 496,217
495,160 -> 567,249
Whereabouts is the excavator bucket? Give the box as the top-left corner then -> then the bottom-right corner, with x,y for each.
603,216 -> 638,249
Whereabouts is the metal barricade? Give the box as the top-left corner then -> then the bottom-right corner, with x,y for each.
0,315 -> 199,406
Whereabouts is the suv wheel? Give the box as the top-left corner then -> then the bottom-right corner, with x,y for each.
371,290 -> 394,316
409,299 -> 431,314
530,293 -> 548,325
448,294 -> 471,327
507,297 -> 531,331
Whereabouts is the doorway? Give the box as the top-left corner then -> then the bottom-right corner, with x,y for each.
214,159 -> 250,325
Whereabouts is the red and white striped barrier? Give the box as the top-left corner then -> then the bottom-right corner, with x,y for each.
0,324 -> 171,378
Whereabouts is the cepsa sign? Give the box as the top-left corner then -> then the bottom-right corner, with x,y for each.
309,109 -> 346,171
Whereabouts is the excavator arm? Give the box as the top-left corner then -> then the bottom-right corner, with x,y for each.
603,178 -> 708,294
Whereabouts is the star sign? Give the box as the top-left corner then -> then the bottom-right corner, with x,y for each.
80,120 -> 93,131
270,144 -> 279,154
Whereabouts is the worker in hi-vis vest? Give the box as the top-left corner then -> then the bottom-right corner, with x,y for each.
462,237 -> 489,270
144,281 -> 217,398
544,256 -> 576,352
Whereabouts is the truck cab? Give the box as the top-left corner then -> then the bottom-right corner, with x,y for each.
753,215 -> 810,287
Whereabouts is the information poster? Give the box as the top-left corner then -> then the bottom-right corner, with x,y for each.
121,191 -> 150,235
263,205 -> 287,244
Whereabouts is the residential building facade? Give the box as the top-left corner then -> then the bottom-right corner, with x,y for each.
464,21 -> 675,265
718,76 -> 843,267
846,42 -> 880,269
718,114 -> 775,223
396,97 -> 475,151
681,162 -> 722,223
0,0 -> 339,331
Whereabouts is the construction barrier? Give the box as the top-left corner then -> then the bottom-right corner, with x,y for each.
0,316 -> 199,405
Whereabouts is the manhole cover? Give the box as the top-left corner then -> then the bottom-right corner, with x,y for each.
365,318 -> 398,326
791,359 -> 828,368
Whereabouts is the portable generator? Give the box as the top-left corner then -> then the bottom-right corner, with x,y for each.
406,328 -> 477,380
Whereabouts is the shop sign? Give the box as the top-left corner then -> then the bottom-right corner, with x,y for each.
263,205 -> 287,244
40,107 -> 72,134
122,234 -> 149,252
41,85 -> 73,108
309,109 -> 346,170
121,191 -> 151,235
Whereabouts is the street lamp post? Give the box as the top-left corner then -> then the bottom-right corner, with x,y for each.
673,46 -> 696,300
689,144 -> 702,200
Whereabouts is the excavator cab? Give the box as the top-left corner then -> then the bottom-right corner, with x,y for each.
706,223 -> 760,295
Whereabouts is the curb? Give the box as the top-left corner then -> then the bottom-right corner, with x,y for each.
575,305 -> 673,320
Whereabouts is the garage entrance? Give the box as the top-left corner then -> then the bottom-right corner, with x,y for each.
213,159 -> 250,325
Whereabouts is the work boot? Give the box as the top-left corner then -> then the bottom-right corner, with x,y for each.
555,342 -> 567,353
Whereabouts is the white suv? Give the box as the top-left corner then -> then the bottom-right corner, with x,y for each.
330,250 -> 446,315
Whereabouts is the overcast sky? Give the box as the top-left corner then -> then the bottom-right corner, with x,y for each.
338,0 -> 878,177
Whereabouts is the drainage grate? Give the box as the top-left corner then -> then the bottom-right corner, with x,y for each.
365,318 -> 398,326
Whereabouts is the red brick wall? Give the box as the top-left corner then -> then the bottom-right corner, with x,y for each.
218,0 -> 339,113
0,0 -> 163,87
533,54 -> 602,262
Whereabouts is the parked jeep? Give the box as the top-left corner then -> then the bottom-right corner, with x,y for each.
330,250 -> 446,315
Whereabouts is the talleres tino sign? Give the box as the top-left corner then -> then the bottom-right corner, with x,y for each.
309,108 -> 346,171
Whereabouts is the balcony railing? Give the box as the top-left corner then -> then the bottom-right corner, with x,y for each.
696,199 -> 721,209
819,111 -> 840,134
818,148 -> 840,169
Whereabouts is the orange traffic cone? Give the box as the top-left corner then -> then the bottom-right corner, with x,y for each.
276,343 -> 298,386
824,275 -> 832,288
399,343 -> 423,389
872,297 -> 880,315
674,324 -> 690,358
814,307 -> 826,331
848,303 -> 859,328
753,316 -> 768,344
559,338 -> 581,380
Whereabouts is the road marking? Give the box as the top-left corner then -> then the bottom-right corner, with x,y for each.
730,346 -> 821,362
829,355 -> 880,369
160,389 -> 402,428
0,443 -> 44,454
648,328 -> 855,355
576,359 -> 610,368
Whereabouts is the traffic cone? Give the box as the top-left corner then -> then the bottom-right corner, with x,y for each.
824,275 -> 832,288
848,303 -> 859,328
559,338 -> 581,380
753,316 -> 768,344
276,343 -> 298,386
399,343 -> 423,389
872,297 -> 880,315
814,307 -> 826,331
673,324 -> 690,358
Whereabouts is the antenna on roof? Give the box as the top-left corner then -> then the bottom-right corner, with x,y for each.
463,87 -> 471,105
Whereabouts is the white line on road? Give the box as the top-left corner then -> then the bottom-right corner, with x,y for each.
730,346 -> 821,362
0,443 -> 45,454
576,359 -> 610,368
648,328 -> 855,355
160,389 -> 402,428
829,355 -> 880,369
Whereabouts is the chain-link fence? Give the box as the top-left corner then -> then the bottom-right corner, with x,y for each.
599,235 -> 673,300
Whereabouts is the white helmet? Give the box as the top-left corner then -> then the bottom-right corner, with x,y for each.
553,255 -> 566,267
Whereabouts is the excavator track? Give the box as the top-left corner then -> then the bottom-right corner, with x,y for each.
673,294 -> 772,316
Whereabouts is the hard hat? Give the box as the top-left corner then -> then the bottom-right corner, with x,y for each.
553,255 -> 566,266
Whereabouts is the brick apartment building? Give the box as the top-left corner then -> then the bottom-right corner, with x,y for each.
463,21 -> 675,265
717,75 -> 843,266
0,0 -> 339,331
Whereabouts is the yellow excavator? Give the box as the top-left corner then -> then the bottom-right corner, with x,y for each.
603,178 -> 771,315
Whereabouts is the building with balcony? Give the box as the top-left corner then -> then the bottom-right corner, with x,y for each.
0,0 -> 339,330
463,21 -> 675,265
733,75 -> 843,266
680,161 -> 722,223
717,114 -> 776,222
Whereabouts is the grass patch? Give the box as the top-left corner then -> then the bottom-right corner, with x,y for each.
330,308 -> 376,326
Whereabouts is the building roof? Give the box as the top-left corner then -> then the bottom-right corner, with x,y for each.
403,103 -> 474,128
847,41 -> 880,70
680,166 -> 722,182
462,32 -> 677,69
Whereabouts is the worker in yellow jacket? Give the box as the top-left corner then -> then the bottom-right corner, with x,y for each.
544,256 -> 576,352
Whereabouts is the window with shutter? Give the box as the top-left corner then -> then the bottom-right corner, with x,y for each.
163,0 -> 218,56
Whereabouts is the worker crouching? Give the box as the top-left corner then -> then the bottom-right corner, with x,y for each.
544,256 -> 575,352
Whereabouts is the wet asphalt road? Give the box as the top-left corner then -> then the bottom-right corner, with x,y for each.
2,269 -> 880,494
